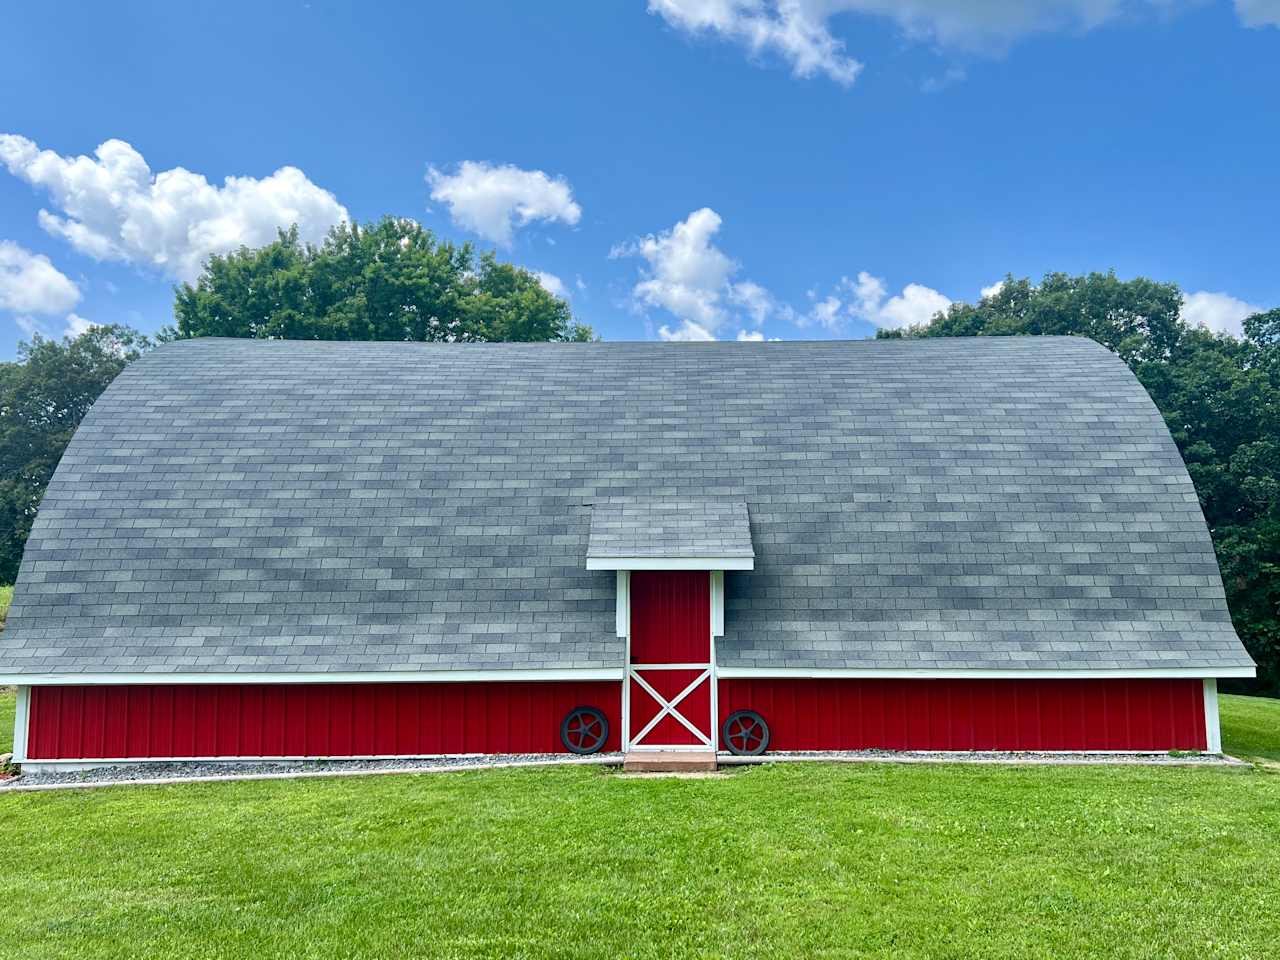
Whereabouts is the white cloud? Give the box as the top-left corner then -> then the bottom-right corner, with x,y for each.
1235,0 -> 1280,28
648,0 -> 863,85
0,240 -> 81,314
659,320 -> 717,341
650,1 -> 1184,84
980,279 -> 1006,299
426,160 -> 581,246
1181,290 -> 1262,338
614,207 -> 775,341
736,329 -> 765,341
532,270 -> 568,298
797,271 -> 951,331
13,315 -> 41,337
0,135 -> 348,282
63,312 -> 94,338
728,279 -> 774,326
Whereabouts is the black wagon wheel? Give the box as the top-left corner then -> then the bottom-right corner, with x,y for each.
560,706 -> 609,755
722,710 -> 770,757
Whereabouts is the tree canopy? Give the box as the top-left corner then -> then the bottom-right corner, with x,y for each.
883,273 -> 1280,694
0,325 -> 153,583
169,218 -> 593,343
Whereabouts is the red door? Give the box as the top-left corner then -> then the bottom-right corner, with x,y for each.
627,571 -> 714,750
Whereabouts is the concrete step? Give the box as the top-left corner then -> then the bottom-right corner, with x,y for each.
622,751 -> 717,773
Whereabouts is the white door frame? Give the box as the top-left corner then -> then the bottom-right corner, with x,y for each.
622,570 -> 720,753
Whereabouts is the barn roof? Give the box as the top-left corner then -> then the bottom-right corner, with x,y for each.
586,499 -> 754,569
0,335 -> 1254,679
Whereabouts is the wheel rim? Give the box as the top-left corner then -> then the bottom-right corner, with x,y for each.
722,710 -> 769,756
561,707 -> 608,754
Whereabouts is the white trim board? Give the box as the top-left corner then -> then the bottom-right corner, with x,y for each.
1202,678 -> 1222,753
716,666 -> 1255,680
2,665 -> 1252,688
0,668 -> 625,687
586,556 -> 753,571
11,685 -> 31,763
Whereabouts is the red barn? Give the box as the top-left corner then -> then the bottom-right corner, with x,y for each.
0,337 -> 1254,771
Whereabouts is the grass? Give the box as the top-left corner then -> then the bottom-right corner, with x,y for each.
1220,693 -> 1280,762
0,694 -> 1275,959
1,762 -> 1279,959
0,688 -> 11,755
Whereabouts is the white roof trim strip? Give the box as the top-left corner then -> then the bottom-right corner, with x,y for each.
586,556 -> 754,571
1,668 -> 625,687
717,666 -> 1256,680
2,664 -> 1254,686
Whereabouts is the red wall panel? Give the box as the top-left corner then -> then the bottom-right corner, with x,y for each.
629,571 -> 710,664
718,677 -> 1207,751
27,681 -> 622,760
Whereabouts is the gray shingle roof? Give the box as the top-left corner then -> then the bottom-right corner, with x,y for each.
0,335 -> 1254,677
587,499 -> 753,565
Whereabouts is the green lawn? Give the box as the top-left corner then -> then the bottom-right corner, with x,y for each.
1,762 -> 1279,959
0,688 -> 12,755
0,694 -> 1276,958
1220,693 -> 1280,762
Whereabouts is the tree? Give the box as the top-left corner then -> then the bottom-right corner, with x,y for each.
0,325 -> 153,582
170,218 -> 593,343
885,273 -> 1280,694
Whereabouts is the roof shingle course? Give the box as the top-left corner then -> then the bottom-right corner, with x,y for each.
0,335 -> 1254,676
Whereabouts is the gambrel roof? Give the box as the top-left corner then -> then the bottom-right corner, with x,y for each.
0,336 -> 1254,678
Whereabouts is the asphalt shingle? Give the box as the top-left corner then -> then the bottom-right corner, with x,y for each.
0,335 -> 1255,676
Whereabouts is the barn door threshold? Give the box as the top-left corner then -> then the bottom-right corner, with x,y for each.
622,750 -> 717,773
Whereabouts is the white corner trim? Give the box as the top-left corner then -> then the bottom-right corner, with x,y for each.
12,685 -> 30,762
715,666 -> 1256,680
711,570 -> 725,638
586,556 -> 754,571
615,570 -> 630,639
0,668 -> 625,687
1203,678 -> 1222,753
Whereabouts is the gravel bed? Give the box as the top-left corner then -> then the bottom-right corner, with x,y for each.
8,753 -> 623,788
724,749 -> 1245,766
5,748 -> 1245,790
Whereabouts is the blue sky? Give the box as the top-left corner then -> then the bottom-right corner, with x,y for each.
1,1 -> 1277,355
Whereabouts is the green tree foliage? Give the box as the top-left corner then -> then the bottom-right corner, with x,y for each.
883,274 -> 1280,694
0,325 -> 153,583
170,218 -> 593,343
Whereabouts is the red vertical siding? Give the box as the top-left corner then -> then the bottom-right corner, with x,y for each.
629,571 -> 710,663
717,678 -> 1207,751
27,681 -> 622,760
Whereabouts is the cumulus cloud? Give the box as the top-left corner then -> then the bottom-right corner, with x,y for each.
532,270 -> 568,299
980,279 -> 1006,300
648,0 -> 862,85
0,240 -> 80,314
427,161 -> 581,246
0,135 -> 348,282
1181,290 -> 1263,338
63,313 -> 94,338
796,271 -> 951,332
1235,0 -> 1280,28
736,329 -> 765,341
659,319 -> 718,341
613,207 -> 775,341
649,1 -> 1186,84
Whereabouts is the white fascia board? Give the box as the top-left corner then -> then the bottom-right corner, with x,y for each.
715,666 -> 1256,680
586,556 -> 754,571
0,668 -> 625,687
